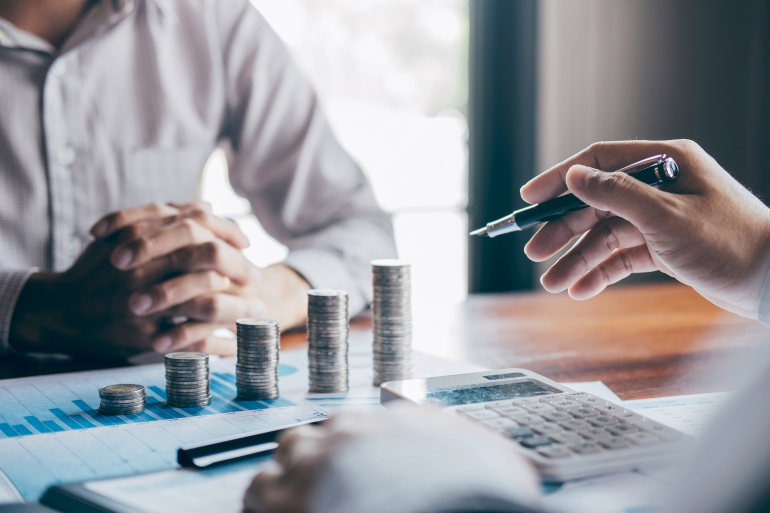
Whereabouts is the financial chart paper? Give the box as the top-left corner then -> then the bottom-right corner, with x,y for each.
0,357 -> 326,502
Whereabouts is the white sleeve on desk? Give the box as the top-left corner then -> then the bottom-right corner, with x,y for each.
757,264 -> 770,327
308,430 -> 542,513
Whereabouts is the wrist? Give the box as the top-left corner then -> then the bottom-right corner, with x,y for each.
8,272 -> 65,353
258,264 -> 311,329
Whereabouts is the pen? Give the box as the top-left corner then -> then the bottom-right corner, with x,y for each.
470,154 -> 680,238
178,419 -> 324,469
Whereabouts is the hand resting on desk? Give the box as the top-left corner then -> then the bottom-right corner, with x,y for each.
9,202 -> 310,358
521,139 -> 770,319
244,407 -> 541,513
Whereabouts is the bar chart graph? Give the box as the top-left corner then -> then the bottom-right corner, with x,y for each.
0,359 -> 326,502
0,366 -> 297,439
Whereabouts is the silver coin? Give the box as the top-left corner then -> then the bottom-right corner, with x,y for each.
99,384 -> 145,397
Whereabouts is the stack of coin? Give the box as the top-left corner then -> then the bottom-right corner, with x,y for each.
236,319 -> 280,400
372,259 -> 413,386
98,384 -> 146,415
165,352 -> 211,407
307,289 -> 349,393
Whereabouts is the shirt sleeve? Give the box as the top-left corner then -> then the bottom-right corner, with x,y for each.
307,430 -> 544,513
757,263 -> 770,326
216,1 -> 397,315
0,268 -> 36,356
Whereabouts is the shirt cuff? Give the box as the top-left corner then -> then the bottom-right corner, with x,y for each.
283,248 -> 371,316
308,430 -> 542,513
0,269 -> 37,356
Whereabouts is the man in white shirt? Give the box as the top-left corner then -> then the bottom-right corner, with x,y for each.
0,0 -> 396,358
244,139 -> 770,513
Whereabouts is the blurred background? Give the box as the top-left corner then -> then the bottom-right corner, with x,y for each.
202,0 -> 770,310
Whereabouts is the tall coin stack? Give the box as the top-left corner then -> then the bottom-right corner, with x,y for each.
307,289 -> 349,393
165,352 -> 211,407
372,259 -> 413,386
236,319 -> 280,400
99,384 -> 146,415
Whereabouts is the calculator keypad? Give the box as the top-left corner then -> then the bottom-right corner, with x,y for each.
454,392 -> 684,463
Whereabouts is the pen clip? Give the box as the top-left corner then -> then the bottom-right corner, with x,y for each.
614,154 -> 665,175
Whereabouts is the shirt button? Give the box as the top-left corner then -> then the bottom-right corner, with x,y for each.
65,235 -> 82,258
58,146 -> 76,167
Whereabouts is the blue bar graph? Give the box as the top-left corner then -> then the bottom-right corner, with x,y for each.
0,424 -> 17,437
24,417 -> 50,434
0,369 -> 297,440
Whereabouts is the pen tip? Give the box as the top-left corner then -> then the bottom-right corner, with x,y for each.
469,227 -> 488,237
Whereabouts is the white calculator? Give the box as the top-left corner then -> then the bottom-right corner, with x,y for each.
380,368 -> 693,482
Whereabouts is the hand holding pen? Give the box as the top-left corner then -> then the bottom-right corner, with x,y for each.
485,140 -> 770,319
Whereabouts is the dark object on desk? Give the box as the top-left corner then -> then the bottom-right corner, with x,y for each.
0,505 -> 61,513
178,419 -> 323,469
41,482 -> 141,513
470,154 -> 679,238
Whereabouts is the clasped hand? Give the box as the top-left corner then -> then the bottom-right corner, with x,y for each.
10,202 -> 308,358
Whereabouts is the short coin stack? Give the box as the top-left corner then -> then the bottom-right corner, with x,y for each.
165,352 -> 211,407
372,259 -> 413,386
236,319 -> 280,400
98,384 -> 146,415
307,289 -> 349,393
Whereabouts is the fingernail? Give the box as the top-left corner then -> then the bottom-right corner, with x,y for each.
153,336 -> 173,352
92,219 -> 109,237
568,166 -> 593,189
113,248 -> 134,268
130,294 -> 153,314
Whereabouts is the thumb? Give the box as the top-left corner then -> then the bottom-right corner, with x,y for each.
566,165 -> 668,228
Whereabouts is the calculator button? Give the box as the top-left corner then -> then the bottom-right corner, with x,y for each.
531,422 -> 563,435
626,432 -> 659,445
536,394 -> 566,403
519,435 -> 554,449
598,437 -> 632,450
614,410 -> 644,423
504,426 -> 535,440
493,406 -> 529,417
551,400 -> 582,410
512,398 -> 542,406
579,428 -> 611,440
558,419 -> 591,431
455,404 -> 485,412
595,404 -> 625,415
569,442 -> 602,454
464,409 -> 500,420
632,421 -> 685,441
536,444 -> 572,459
606,424 -> 638,436
587,415 -> 617,427
524,403 -> 555,414
541,411 -> 571,422
509,414 -> 545,425
568,407 -> 599,419
564,391 -> 587,400
576,395 -> 605,406
484,400 -> 515,409
549,432 -> 583,445
483,418 -> 519,430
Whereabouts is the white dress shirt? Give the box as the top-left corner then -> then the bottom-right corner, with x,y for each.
0,0 -> 396,353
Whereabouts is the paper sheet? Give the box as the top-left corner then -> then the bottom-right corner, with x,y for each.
622,392 -> 729,436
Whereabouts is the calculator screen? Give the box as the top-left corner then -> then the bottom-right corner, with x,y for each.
425,380 -> 553,406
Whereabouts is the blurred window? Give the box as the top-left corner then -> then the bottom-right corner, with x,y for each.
201,0 -> 469,307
